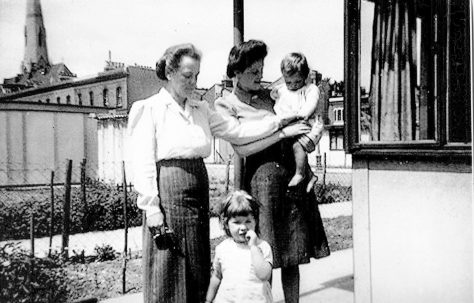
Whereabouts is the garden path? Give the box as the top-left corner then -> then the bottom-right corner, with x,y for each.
2,202 -> 351,258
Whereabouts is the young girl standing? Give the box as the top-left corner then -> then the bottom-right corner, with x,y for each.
205,190 -> 273,303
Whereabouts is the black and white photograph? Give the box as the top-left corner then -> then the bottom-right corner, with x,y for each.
0,0 -> 472,302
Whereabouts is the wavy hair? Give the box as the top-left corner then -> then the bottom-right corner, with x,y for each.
156,43 -> 202,80
226,39 -> 267,78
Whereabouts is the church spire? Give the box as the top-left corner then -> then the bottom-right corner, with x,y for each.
22,0 -> 50,73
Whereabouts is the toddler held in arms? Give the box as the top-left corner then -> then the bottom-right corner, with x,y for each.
271,52 -> 324,188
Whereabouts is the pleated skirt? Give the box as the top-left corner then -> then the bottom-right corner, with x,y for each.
142,158 -> 210,303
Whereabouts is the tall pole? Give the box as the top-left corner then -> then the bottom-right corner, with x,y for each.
233,0 -> 244,45
233,0 -> 244,189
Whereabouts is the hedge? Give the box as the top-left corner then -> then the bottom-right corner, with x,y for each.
0,178 -> 351,241
0,179 -> 142,241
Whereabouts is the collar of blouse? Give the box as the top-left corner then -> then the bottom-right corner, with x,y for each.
233,84 -> 261,105
162,87 -> 200,109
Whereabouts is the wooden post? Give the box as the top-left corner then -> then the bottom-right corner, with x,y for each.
29,210 -> 35,303
322,153 -> 327,186
80,158 -> 88,231
81,159 -> 87,206
225,156 -> 231,194
233,0 -> 244,189
48,171 -> 54,257
122,161 -> 128,294
62,159 -> 72,259
30,212 -> 35,258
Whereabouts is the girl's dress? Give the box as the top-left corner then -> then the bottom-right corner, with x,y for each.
215,87 -> 330,269
212,238 -> 273,303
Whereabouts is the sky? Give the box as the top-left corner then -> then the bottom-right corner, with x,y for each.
0,0 -> 344,88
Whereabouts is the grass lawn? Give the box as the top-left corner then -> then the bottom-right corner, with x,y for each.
66,215 -> 353,302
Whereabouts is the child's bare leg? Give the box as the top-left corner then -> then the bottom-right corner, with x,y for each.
288,141 -> 307,187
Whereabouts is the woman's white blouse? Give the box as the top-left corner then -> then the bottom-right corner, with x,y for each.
128,88 -> 280,216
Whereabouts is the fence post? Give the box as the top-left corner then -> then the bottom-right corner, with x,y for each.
29,211 -> 35,303
48,171 -> 54,258
322,153 -> 327,187
225,155 -> 232,194
30,211 -> 35,257
122,161 -> 128,294
81,158 -> 88,231
62,159 -> 72,259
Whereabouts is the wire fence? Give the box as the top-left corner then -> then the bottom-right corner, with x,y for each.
0,157 -> 352,301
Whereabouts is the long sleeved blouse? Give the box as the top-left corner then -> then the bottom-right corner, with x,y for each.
215,87 -> 324,156
127,88 -> 281,216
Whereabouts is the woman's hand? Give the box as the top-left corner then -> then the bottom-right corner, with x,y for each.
278,114 -> 302,128
279,121 -> 311,138
146,211 -> 165,228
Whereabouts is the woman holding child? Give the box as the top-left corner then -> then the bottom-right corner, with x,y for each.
215,39 -> 330,303
128,43 -> 309,303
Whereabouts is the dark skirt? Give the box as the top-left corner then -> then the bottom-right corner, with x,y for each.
142,158 -> 210,303
245,141 -> 330,268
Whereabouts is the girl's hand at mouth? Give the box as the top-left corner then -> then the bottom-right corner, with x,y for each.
245,230 -> 258,247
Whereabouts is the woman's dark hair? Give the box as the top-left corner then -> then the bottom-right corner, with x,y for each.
280,52 -> 310,78
226,39 -> 267,78
220,190 -> 261,237
156,43 -> 202,80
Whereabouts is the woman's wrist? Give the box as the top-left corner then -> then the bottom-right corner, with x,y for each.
278,130 -> 286,139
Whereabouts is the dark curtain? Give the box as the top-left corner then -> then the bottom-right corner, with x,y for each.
369,0 -> 417,141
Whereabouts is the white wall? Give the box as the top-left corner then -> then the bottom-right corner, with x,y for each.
97,118 -> 129,184
353,158 -> 472,303
0,110 -> 98,185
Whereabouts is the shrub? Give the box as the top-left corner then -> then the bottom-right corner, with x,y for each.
94,244 -> 118,262
314,183 -> 352,204
0,179 -> 142,241
0,243 -> 70,303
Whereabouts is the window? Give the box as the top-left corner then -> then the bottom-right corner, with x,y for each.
345,0 -> 471,155
66,95 -> 71,104
116,87 -> 122,107
89,91 -> 94,106
330,129 -> 344,150
46,98 -> 50,104
103,88 -> 109,107
38,100 -> 42,103
78,93 -> 82,106
57,97 -> 60,104
334,108 -> 344,123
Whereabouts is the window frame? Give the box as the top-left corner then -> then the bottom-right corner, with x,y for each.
344,0 -> 471,157
103,88 -> 109,107
330,128 -> 345,151
116,86 -> 122,108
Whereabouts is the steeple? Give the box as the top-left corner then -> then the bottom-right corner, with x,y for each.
22,0 -> 50,73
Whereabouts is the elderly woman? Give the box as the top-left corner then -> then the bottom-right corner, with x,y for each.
127,43 -> 309,303
215,40 -> 330,303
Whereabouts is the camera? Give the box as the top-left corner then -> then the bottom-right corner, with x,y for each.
149,226 -> 182,255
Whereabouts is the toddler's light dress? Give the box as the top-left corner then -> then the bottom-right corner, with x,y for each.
212,238 -> 273,303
